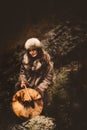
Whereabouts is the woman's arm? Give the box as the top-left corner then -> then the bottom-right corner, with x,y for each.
37,62 -> 53,91
36,51 -> 54,98
17,53 -> 29,88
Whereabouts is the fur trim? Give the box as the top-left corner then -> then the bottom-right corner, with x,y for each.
22,53 -> 29,64
25,38 -> 42,50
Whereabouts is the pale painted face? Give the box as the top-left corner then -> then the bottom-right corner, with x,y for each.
29,49 -> 38,57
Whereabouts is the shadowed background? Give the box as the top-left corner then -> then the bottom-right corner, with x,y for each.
0,0 -> 86,45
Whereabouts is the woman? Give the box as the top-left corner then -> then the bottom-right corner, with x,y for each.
16,38 -> 54,98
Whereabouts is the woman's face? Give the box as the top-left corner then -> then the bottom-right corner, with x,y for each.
29,49 -> 38,57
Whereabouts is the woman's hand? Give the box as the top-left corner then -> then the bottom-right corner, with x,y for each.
21,81 -> 26,88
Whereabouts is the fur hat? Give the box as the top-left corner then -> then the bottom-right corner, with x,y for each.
25,38 -> 42,50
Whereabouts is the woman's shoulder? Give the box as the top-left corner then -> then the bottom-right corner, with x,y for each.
43,50 -> 54,68
43,50 -> 51,61
22,53 -> 29,64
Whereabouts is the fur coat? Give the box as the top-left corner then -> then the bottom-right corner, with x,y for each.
18,50 -> 54,94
